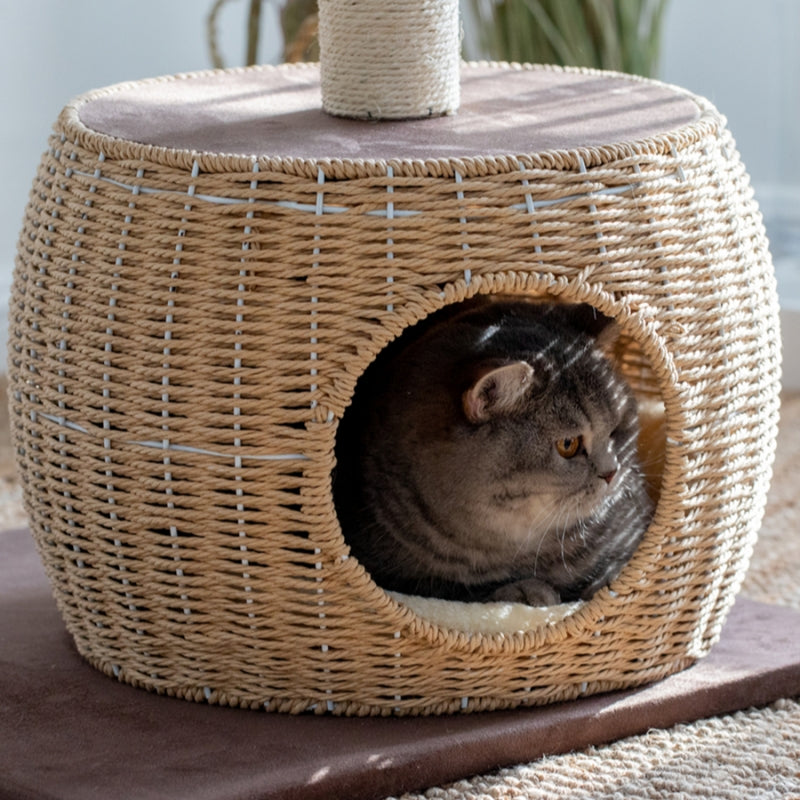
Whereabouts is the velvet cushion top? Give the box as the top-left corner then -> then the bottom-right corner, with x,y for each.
76,63 -> 701,160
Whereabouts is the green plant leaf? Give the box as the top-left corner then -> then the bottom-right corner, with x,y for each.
464,0 -> 670,78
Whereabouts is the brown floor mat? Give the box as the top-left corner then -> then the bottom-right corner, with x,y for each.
2,526 -> 799,800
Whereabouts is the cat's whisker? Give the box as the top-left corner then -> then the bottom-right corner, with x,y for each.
528,502 -> 567,573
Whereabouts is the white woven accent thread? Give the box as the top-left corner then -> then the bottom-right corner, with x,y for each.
318,0 -> 461,120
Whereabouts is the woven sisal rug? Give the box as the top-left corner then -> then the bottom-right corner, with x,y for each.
1,390 -> 798,799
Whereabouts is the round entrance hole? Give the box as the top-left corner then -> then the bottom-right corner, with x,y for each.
333,291 -> 666,634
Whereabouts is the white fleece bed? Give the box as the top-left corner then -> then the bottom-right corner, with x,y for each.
389,592 -> 582,635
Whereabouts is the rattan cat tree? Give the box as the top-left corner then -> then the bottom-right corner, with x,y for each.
9,0 -> 780,715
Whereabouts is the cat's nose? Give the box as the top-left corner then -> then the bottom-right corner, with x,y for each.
601,469 -> 617,485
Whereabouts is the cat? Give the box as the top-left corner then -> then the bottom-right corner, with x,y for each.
333,297 -> 654,606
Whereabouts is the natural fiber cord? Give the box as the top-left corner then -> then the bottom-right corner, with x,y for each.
8,63 -> 781,716
318,0 -> 460,119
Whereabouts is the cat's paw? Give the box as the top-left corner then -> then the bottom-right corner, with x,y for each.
489,578 -> 561,607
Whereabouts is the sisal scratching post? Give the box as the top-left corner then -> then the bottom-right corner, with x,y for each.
318,0 -> 460,119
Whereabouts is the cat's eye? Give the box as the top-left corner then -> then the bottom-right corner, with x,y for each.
556,435 -> 583,459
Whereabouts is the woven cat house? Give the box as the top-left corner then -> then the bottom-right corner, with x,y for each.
9,5 -> 781,716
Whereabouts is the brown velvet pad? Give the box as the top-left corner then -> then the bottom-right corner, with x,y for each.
77,64 -> 700,160
2,528 -> 799,800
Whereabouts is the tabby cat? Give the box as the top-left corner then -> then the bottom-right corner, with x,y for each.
333,297 -> 653,606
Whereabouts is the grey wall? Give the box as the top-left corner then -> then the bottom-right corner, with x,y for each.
661,0 -> 800,271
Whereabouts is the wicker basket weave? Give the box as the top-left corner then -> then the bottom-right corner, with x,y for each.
9,63 -> 780,715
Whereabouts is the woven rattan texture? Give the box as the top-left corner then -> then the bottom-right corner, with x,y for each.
9,67 -> 781,715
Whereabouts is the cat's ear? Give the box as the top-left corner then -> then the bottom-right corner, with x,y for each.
463,361 -> 535,424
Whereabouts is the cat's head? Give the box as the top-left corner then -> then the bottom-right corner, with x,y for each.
452,306 -> 640,543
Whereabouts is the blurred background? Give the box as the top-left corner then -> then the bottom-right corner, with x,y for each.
2,0 -> 797,385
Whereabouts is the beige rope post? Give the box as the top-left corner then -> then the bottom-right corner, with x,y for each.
318,0 -> 461,120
